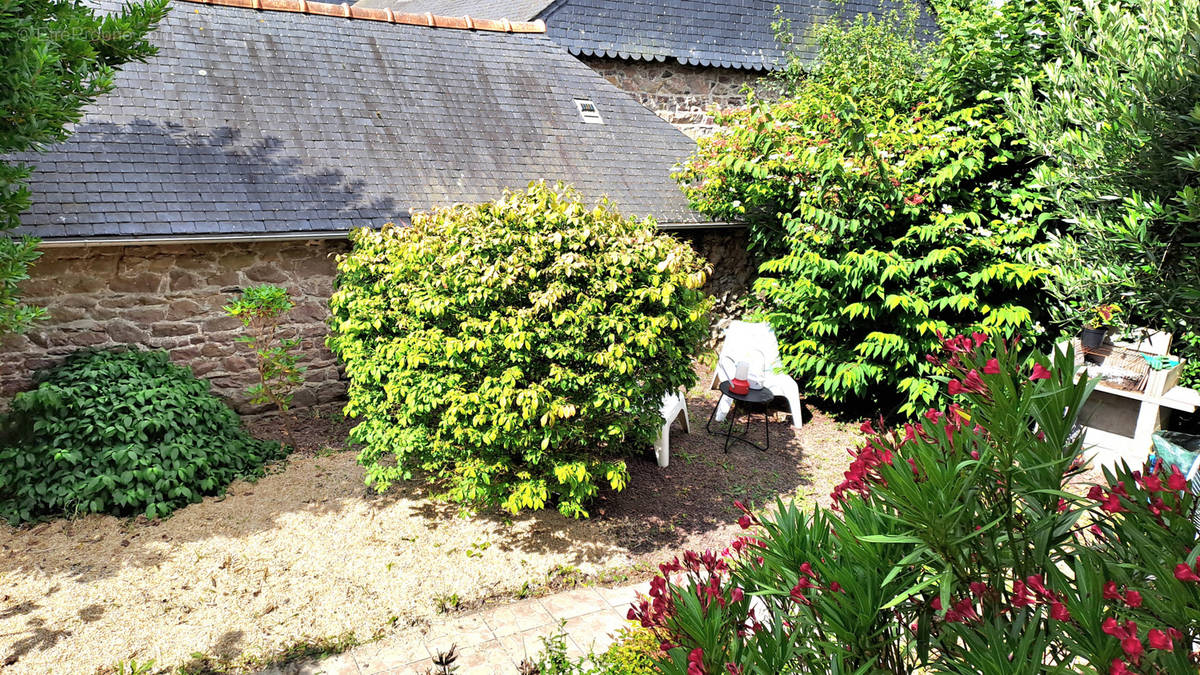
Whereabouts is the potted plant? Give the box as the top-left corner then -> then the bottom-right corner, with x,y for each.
1081,303 -> 1121,347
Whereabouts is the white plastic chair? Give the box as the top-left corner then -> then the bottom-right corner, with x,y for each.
711,321 -> 803,429
655,388 -> 691,467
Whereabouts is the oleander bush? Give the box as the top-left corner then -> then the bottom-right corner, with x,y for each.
0,348 -> 284,524
327,182 -> 710,518
630,336 -> 1200,674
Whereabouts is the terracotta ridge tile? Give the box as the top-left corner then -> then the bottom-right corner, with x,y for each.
178,0 -> 547,33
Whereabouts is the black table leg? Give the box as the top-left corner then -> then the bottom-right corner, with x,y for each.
707,393 -> 769,453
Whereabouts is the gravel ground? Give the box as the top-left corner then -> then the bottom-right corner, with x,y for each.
0,369 -> 860,674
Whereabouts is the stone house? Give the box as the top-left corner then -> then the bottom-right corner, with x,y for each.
2,0 -> 747,411
358,0 -> 935,138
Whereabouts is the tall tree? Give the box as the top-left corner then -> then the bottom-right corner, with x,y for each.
0,0 -> 168,333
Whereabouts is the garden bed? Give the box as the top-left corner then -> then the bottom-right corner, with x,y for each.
0,369 -> 857,674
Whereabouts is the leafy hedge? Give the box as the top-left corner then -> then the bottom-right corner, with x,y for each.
675,4 -> 1061,416
327,183 -> 710,517
0,348 -> 284,524
1008,0 -> 1200,376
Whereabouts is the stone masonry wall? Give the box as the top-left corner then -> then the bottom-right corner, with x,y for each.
0,230 -> 751,412
673,227 -> 754,349
581,56 -> 777,138
0,240 -> 348,413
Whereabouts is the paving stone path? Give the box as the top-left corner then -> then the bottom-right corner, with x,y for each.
263,583 -> 646,674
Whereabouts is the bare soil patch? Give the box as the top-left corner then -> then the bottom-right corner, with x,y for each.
0,368 -> 857,674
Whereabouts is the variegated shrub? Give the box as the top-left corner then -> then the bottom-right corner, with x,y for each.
327,183 -> 711,517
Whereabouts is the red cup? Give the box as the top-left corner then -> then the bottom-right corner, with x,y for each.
730,378 -> 750,395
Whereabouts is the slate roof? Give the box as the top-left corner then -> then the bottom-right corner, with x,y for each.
355,0 -> 552,21
357,0 -> 937,71
539,0 -> 938,70
13,0 -> 707,244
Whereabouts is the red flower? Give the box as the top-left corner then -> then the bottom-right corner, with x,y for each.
730,587 -> 744,603
738,515 -> 752,529
1175,563 -> 1200,583
1088,485 -> 1106,501
904,194 -> 925,206
1101,493 -> 1126,513
1110,659 -> 1131,675
1121,636 -> 1144,660
1029,363 -> 1052,381
1124,590 -> 1142,608
969,582 -> 988,597
1137,474 -> 1163,492
1050,601 -> 1071,621
962,370 -> 988,395
1103,581 -> 1121,600
1168,466 -> 1188,491
983,358 -> 1001,374
948,380 -> 965,395
830,581 -> 843,593
1148,628 -> 1173,651
687,648 -> 706,675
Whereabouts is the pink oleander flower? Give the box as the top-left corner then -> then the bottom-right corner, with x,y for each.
1029,363 -> 1052,381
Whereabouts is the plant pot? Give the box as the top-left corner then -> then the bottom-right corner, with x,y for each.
1080,326 -> 1107,348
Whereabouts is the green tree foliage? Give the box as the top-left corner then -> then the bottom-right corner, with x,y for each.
225,284 -> 306,414
327,183 -> 711,518
0,0 -> 168,333
0,349 -> 284,524
677,7 -> 1054,415
1008,0 -> 1200,361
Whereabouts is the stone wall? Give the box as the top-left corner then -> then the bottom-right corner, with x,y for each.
673,227 -> 754,348
0,229 -> 752,412
580,56 -> 777,138
0,240 -> 348,413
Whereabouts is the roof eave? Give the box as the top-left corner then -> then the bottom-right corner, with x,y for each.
34,221 -> 740,247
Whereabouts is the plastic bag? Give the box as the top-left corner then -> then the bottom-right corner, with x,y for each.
1150,431 -> 1200,481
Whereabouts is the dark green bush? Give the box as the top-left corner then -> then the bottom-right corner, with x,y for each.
677,7 -> 1053,416
327,182 -> 711,518
0,348 -> 284,524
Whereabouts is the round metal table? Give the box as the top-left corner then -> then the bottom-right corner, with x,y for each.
706,380 -> 774,453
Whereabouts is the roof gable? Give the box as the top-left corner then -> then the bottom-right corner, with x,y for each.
14,0 -> 705,243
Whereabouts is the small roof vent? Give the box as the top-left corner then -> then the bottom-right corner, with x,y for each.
575,99 -> 603,124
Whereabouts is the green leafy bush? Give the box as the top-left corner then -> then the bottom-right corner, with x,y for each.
327,183 -> 710,517
678,10 -> 1051,415
225,284 -> 306,413
528,624 -> 659,675
0,348 -> 284,524
1007,0 -> 1200,373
